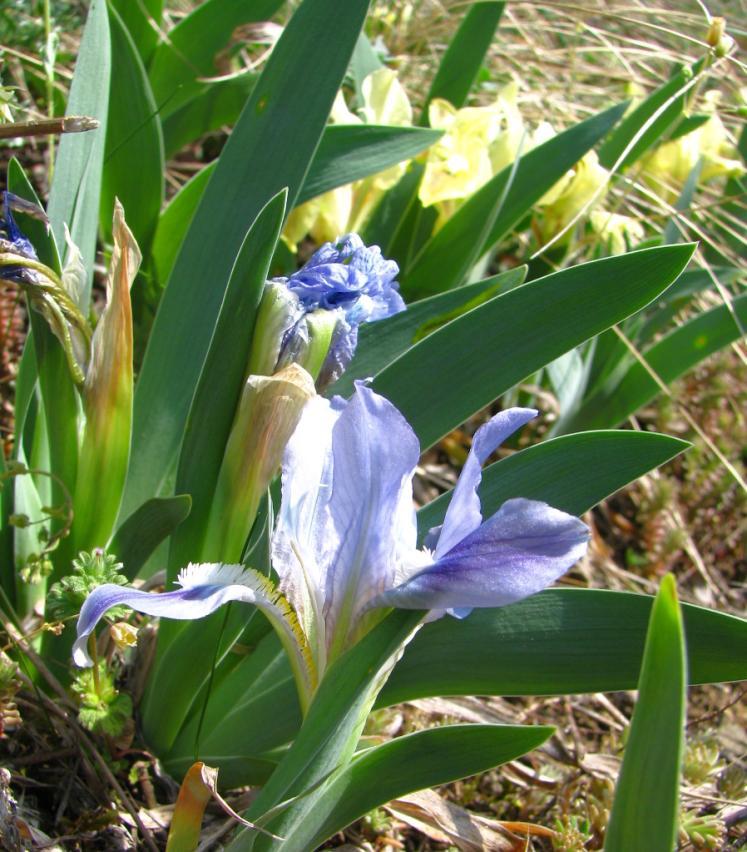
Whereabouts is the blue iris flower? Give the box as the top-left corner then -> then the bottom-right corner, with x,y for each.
0,192 -> 41,285
73,383 -> 588,712
272,234 -> 404,385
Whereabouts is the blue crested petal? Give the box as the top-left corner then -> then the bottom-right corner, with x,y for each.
73,564 -> 276,667
284,233 -> 403,321
434,408 -> 538,558
376,498 -> 589,613
323,381 -> 420,649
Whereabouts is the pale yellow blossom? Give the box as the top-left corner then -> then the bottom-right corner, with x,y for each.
283,69 -> 415,249
535,150 -> 610,243
590,210 -> 645,255
641,93 -> 745,203
419,81 -> 525,210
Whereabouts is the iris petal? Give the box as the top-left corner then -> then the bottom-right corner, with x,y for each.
434,408 -> 538,558
323,382 -> 420,652
72,564 -> 318,705
375,498 -> 589,613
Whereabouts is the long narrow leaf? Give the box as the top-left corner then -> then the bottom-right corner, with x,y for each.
420,2 -> 504,121
417,430 -> 689,539
605,575 -> 686,852
46,0 -> 110,303
101,6 -> 164,254
376,245 -> 695,450
260,724 -> 552,852
332,266 -> 527,397
122,0 -> 370,520
147,0 -> 285,117
561,291 -> 747,432
110,495 -> 192,580
378,589 -> 746,706
599,59 -> 705,171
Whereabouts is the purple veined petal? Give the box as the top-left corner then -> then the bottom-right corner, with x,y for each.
376,498 -> 589,614
434,408 -> 538,559
72,564 -> 264,666
72,563 -> 318,703
323,381 -> 420,655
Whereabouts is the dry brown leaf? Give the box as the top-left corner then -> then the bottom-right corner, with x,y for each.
387,788 -> 526,852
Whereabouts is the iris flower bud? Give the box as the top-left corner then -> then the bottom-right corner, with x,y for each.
203,364 -> 316,561
74,201 -> 140,548
247,233 -> 404,388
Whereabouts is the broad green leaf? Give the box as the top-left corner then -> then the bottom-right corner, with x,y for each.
670,112 -> 710,140
151,165 -> 213,288
161,73 -> 257,158
151,124 -> 441,288
375,245 -> 695,451
378,589 -> 747,706
47,0 -> 110,303
122,0 -> 370,521
421,2 -> 504,121
417,430 -> 690,540
605,575 -> 686,852
140,191 -> 287,752
331,266 -> 528,397
163,628 -> 300,787
12,452 -> 48,616
147,0 -> 286,117
101,6 -> 164,255
662,157 -> 702,245
160,585 -> 742,789
299,125 -> 441,203
110,0 -> 162,65
253,724 -> 552,852
598,59 -> 705,171
561,291 -> 747,432
229,609 -> 424,851
169,190 -> 287,570
401,101 -> 628,298
0,451 -> 13,605
362,161 -> 425,257
110,495 -> 192,580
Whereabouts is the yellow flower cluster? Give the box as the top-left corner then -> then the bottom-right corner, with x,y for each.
283,68 -> 413,249
641,92 -> 745,204
284,67 -> 743,259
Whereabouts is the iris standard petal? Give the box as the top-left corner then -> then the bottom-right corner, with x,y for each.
376,498 -> 589,613
434,409 -> 538,558
323,382 -> 420,653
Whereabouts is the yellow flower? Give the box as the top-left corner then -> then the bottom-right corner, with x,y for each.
641,93 -> 745,203
590,210 -> 645,255
283,69 -> 414,249
535,150 -> 610,243
419,80 -> 525,209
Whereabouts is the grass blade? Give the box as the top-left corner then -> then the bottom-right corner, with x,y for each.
605,575 -> 686,852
